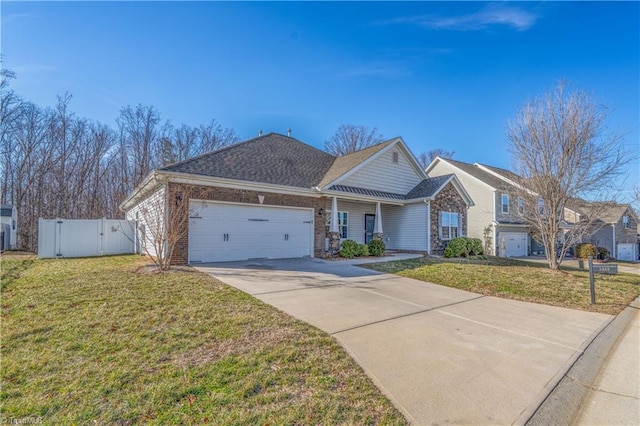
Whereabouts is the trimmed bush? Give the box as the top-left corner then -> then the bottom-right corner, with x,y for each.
444,237 -> 469,258
444,237 -> 484,258
596,246 -> 610,260
357,243 -> 369,257
575,243 -> 597,259
467,238 -> 484,256
368,239 -> 385,257
339,240 -> 358,258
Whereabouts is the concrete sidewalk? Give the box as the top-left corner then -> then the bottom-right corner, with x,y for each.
197,257 -> 614,425
576,300 -> 640,425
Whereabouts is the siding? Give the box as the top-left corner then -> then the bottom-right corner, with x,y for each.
382,203 -> 428,251
429,161 -> 494,242
325,199 -> 375,244
340,148 -> 423,195
125,185 -> 166,259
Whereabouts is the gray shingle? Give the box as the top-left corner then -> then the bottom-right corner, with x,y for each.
328,185 -> 406,200
161,133 -> 335,188
405,175 -> 453,199
443,158 -> 512,190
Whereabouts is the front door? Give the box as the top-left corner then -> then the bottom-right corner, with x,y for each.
365,214 -> 375,244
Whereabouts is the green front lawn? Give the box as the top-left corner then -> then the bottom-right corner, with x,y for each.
1,254 -> 406,425
363,256 -> 639,315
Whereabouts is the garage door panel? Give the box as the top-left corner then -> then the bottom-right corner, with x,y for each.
498,232 -> 528,257
617,244 -> 635,261
189,201 -> 313,263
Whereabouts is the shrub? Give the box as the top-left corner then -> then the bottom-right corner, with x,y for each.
357,243 -> 370,257
575,243 -> 597,259
339,240 -> 358,258
443,237 -> 484,258
596,246 -> 610,260
467,238 -> 484,256
444,237 -> 469,258
368,239 -> 385,256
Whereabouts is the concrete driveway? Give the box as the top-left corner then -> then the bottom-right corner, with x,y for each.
196,257 -> 612,425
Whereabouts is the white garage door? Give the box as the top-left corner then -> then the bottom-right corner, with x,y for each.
188,201 -> 314,263
498,232 -> 528,257
617,243 -> 635,261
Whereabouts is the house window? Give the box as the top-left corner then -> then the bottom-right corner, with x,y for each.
392,151 -> 399,163
501,194 -> 509,214
440,212 -> 459,240
518,197 -> 524,215
622,215 -> 629,229
326,211 -> 349,239
538,198 -> 545,216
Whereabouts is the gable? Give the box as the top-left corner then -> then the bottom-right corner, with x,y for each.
337,144 -> 424,195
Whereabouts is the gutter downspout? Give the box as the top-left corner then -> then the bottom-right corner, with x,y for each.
425,200 -> 431,254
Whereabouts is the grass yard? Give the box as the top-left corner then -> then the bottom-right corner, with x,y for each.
363,256 -> 639,315
1,253 -> 406,425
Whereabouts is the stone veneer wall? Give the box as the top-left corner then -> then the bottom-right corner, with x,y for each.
167,182 -> 326,265
430,182 -> 468,255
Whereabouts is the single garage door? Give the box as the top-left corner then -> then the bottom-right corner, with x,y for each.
188,201 -> 314,263
498,232 -> 528,257
617,243 -> 636,261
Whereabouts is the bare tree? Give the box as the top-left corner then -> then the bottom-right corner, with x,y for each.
506,81 -> 633,269
134,181 -> 199,270
417,148 -> 455,169
325,124 -> 384,156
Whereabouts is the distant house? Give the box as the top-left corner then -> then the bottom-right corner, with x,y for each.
568,201 -> 640,261
120,132 -> 473,264
426,157 -> 531,257
427,157 -> 640,261
1,204 -> 18,251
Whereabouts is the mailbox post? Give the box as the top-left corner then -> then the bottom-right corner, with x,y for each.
587,256 -> 618,305
588,256 -> 595,304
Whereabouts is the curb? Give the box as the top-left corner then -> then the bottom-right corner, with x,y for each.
525,297 -> 640,425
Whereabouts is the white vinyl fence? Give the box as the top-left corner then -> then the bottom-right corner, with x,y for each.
38,218 -> 136,259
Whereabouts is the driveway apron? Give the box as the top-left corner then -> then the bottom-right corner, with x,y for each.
196,257 -> 612,425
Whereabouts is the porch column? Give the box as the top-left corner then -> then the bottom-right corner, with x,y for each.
328,196 -> 340,255
373,202 -> 383,240
329,196 -> 338,232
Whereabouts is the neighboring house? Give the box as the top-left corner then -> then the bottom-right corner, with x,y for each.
121,132 -> 473,264
426,158 -> 533,257
0,204 -> 18,251
568,201 -> 640,261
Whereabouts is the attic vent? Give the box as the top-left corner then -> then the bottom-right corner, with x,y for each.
392,151 -> 399,163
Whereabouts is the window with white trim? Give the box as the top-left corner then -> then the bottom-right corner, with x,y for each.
440,212 -> 460,240
622,215 -> 629,229
518,197 -> 524,215
326,211 -> 349,239
538,198 -> 545,216
501,194 -> 509,214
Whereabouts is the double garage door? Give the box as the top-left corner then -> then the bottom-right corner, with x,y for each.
498,232 -> 528,257
188,201 -> 314,263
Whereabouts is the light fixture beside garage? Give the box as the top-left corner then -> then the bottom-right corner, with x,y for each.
318,207 -> 324,216
258,195 -> 265,204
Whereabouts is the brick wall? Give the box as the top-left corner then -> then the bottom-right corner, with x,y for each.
430,182 -> 468,255
167,182 -> 325,264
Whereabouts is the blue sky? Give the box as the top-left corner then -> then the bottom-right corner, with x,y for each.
2,1 -> 639,200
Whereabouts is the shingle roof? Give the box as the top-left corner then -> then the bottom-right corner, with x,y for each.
317,140 -> 395,188
161,133 -> 335,188
477,163 -> 521,184
328,185 -> 406,200
405,175 -> 452,199
443,158 -> 512,190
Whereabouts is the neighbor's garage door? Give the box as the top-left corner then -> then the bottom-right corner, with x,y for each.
617,243 -> 635,261
188,201 -> 314,263
498,232 -> 528,257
